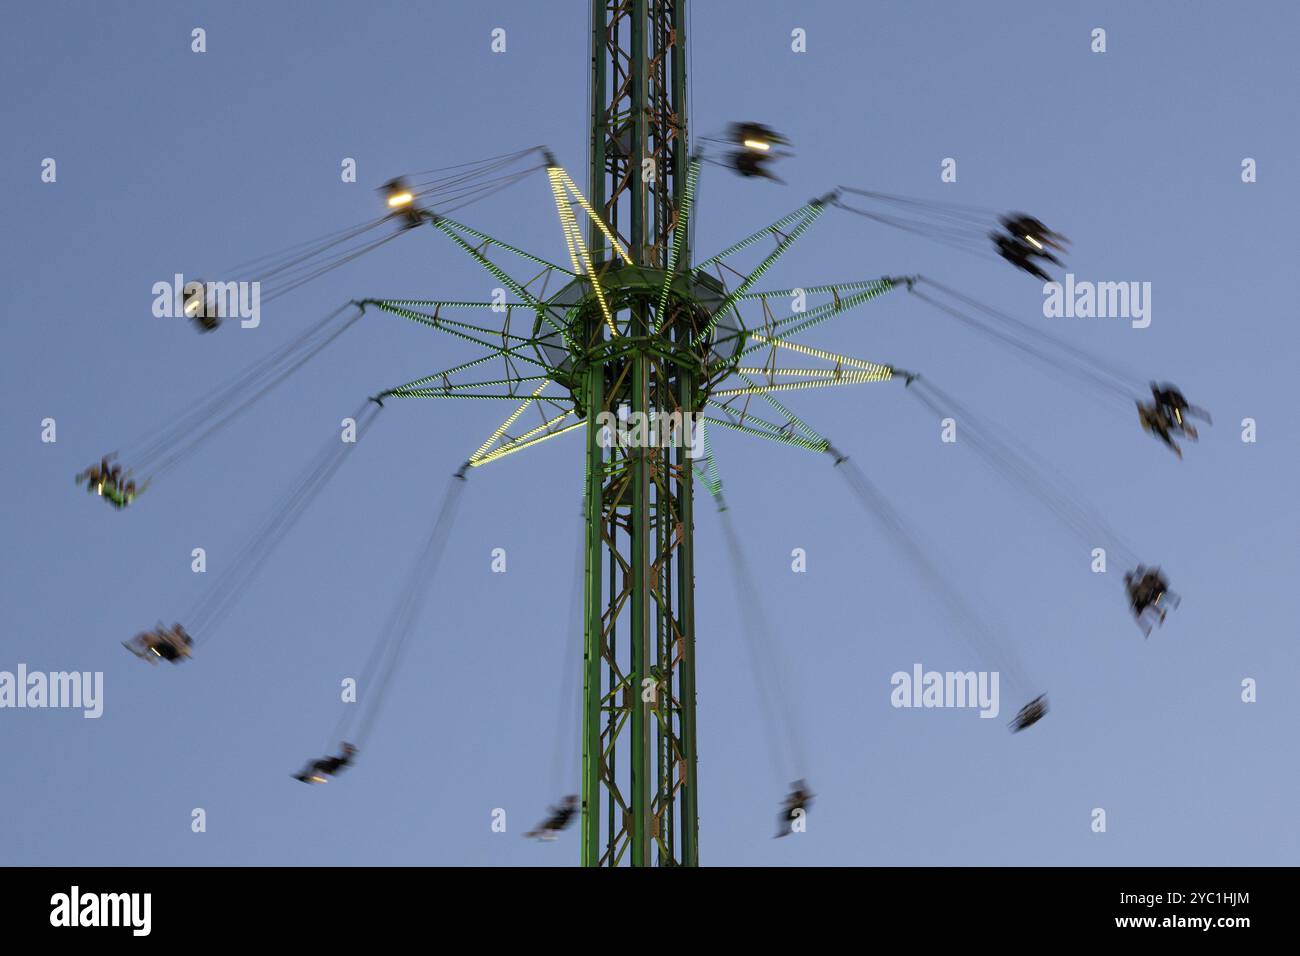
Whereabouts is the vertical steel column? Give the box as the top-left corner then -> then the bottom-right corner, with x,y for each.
588,0 -> 608,264
579,0 -> 608,869
626,0 -> 652,870
675,370 -> 699,866
668,0 -> 697,867
580,362 -> 605,867
629,349 -> 651,866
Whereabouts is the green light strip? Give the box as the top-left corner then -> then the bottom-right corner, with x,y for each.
767,279 -> 896,338
372,302 -> 549,368
654,158 -> 700,332
386,390 -> 555,401
433,219 -> 572,347
438,376 -> 550,390
704,402 -> 805,439
733,373 -> 827,445
374,301 -> 537,345
698,204 -> 824,343
700,416 -> 828,454
434,219 -> 538,305
694,205 -> 815,269
386,350 -> 508,394
737,279 -> 891,299
691,420 -> 723,499
733,280 -> 897,363
375,299 -> 525,310
437,217 -> 577,277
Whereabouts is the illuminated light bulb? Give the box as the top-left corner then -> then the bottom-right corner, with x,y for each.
381,177 -> 418,214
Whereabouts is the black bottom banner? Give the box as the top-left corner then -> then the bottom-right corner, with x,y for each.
0,866 -> 1275,941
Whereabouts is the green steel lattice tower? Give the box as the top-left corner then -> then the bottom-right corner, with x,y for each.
577,0 -> 700,867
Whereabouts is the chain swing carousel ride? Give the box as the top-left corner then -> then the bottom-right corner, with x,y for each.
80,3 -> 1206,866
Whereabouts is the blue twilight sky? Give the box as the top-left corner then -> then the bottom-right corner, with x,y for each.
1,1 -> 1297,866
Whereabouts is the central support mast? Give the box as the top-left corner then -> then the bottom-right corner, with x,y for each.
580,0 -> 697,866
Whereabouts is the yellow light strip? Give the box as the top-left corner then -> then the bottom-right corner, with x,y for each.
547,167 -> 618,337
558,168 -> 632,264
748,334 -> 892,374
559,213 -> 585,276
469,380 -> 551,463
712,371 -> 892,397
501,409 -> 574,447
471,420 -> 586,467
734,367 -> 856,378
571,229 -> 618,337
547,168 -> 583,273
